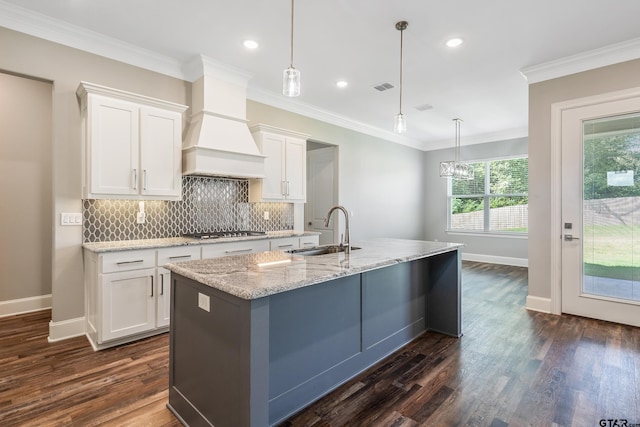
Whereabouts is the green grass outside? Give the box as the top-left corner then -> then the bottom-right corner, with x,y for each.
583,224 -> 640,280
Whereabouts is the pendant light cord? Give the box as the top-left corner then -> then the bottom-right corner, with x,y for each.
289,0 -> 295,68
399,27 -> 404,114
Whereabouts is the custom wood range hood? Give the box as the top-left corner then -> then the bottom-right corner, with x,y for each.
182,55 -> 266,179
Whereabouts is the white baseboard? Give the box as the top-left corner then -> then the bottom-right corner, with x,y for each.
0,294 -> 52,318
462,253 -> 528,267
525,295 -> 552,313
48,317 -> 86,342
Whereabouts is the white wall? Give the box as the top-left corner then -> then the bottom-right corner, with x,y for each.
423,137 -> 528,265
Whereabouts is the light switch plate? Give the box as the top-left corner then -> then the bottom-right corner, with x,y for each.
60,213 -> 82,226
198,293 -> 210,312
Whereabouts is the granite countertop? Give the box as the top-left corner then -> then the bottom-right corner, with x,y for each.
82,230 -> 319,253
165,238 -> 463,300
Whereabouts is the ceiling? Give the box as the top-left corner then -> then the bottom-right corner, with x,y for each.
2,0 -> 640,151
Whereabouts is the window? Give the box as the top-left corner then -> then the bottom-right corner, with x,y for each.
448,157 -> 528,234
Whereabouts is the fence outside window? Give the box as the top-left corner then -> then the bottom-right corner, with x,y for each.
448,157 -> 528,234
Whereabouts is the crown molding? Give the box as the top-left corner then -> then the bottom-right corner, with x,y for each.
246,85 -> 425,151
427,126 -> 528,151
0,0 -> 184,79
521,37 -> 640,84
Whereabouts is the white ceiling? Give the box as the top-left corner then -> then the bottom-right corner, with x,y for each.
2,0 -> 640,151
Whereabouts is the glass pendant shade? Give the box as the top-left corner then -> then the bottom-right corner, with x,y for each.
394,113 -> 407,134
283,66 -> 300,97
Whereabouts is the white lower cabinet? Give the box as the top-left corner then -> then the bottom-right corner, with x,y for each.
84,246 -> 201,350
84,236 -> 318,350
100,267 -> 156,342
156,246 -> 201,328
157,267 -> 172,328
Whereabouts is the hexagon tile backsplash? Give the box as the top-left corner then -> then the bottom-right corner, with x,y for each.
82,176 -> 294,243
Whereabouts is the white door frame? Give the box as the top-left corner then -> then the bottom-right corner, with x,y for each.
550,86 -> 640,315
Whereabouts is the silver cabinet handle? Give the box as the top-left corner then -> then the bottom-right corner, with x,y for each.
169,255 -> 192,260
116,259 -> 144,265
564,234 -> 580,241
160,273 -> 164,296
303,242 -> 314,246
281,181 -> 286,196
132,169 -> 138,190
225,248 -> 252,254
286,181 -> 291,196
150,275 -> 154,297
143,169 -> 147,191
277,244 -> 294,248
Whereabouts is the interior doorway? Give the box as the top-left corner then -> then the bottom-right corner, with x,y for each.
0,72 -> 53,316
305,141 -> 338,245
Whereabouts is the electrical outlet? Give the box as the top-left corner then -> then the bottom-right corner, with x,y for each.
136,212 -> 146,224
264,211 -> 270,220
198,293 -> 210,312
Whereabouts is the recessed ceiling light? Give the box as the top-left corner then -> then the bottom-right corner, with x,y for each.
336,80 -> 348,88
446,38 -> 463,48
243,40 -> 259,49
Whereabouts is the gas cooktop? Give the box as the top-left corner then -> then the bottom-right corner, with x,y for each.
184,231 -> 266,240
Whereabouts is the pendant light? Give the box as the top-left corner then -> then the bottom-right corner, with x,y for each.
283,0 -> 300,97
440,119 -> 474,180
394,21 -> 408,133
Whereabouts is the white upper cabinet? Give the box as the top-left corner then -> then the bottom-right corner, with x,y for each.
249,124 -> 310,202
77,82 -> 187,200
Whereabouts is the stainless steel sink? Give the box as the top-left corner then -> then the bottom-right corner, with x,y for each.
286,245 -> 361,256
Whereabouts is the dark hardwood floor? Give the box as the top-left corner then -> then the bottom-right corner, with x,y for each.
1,262 -> 639,426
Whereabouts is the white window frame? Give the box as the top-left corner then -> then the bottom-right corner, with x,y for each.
446,155 -> 528,237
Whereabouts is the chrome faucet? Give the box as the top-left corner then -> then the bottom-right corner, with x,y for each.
324,205 -> 351,254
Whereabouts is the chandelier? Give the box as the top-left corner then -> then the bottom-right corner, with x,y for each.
440,118 -> 474,180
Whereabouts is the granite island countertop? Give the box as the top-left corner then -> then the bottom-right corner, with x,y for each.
165,238 -> 463,300
82,230 -> 319,253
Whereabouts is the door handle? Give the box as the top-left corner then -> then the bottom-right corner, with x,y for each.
564,234 -> 580,241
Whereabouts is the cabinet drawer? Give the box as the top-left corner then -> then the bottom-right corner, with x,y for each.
299,235 -> 319,248
270,237 -> 299,251
157,246 -> 201,266
100,250 -> 155,273
202,240 -> 270,259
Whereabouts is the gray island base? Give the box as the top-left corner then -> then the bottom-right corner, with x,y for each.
165,238 -> 462,427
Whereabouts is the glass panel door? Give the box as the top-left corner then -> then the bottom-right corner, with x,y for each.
560,94 -> 640,327
583,113 -> 640,302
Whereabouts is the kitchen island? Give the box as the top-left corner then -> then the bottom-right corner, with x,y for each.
165,238 -> 463,427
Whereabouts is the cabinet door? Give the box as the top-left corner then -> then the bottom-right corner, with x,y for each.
157,267 -> 171,328
261,133 -> 286,200
89,95 -> 139,196
140,106 -> 182,199
100,268 -> 156,342
284,138 -> 306,201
